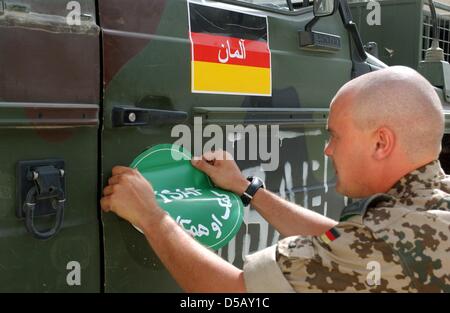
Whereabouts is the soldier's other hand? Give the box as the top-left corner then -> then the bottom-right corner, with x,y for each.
100,166 -> 165,230
191,150 -> 249,195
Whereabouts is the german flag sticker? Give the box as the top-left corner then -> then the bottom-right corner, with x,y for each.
320,227 -> 341,244
188,1 -> 272,96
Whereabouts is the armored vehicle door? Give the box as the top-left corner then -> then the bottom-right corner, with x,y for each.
99,0 -> 353,292
0,0 -> 101,291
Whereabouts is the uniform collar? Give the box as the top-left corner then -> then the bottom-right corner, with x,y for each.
386,160 -> 445,199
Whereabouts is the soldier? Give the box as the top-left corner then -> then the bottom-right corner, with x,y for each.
101,66 -> 450,292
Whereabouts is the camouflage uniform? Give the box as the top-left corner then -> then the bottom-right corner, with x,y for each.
243,160 -> 450,292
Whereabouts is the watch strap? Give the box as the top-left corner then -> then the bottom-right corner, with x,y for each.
241,176 -> 264,206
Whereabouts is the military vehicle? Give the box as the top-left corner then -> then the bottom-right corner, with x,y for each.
0,0 -> 449,292
349,0 -> 450,171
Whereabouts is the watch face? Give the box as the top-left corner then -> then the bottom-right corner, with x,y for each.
253,176 -> 265,189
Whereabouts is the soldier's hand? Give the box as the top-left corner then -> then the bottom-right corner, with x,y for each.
100,166 -> 165,229
191,150 -> 249,195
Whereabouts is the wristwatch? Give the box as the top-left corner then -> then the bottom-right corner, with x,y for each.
240,176 -> 265,206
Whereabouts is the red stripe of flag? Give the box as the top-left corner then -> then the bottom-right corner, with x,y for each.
325,228 -> 339,241
190,32 -> 270,68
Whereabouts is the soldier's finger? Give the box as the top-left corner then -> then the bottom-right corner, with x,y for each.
222,150 -> 234,161
191,158 -> 215,175
108,175 -> 123,185
203,149 -> 233,162
112,166 -> 133,176
199,151 -> 219,165
202,150 -> 219,161
102,185 -> 115,196
100,196 -> 111,212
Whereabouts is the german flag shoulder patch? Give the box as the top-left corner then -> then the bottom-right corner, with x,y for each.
320,227 -> 341,244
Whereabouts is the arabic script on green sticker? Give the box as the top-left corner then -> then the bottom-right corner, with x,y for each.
130,144 -> 244,250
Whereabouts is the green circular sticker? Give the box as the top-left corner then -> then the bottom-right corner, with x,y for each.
130,144 -> 244,250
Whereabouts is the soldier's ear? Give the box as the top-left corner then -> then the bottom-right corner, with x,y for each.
372,127 -> 395,160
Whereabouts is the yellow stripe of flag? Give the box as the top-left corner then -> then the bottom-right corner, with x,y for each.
192,61 -> 271,96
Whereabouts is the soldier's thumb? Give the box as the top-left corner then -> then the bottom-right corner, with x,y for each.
191,158 -> 215,176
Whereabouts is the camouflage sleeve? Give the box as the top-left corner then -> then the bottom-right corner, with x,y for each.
243,220 -> 409,292
243,245 -> 296,292
373,209 -> 450,292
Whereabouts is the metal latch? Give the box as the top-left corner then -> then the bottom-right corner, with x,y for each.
16,159 -> 65,240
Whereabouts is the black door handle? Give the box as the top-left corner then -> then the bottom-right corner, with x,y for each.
112,106 -> 188,127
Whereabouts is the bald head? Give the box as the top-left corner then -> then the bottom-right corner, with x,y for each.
332,66 -> 444,162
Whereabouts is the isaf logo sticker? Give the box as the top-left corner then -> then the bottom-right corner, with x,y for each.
188,1 -> 271,96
